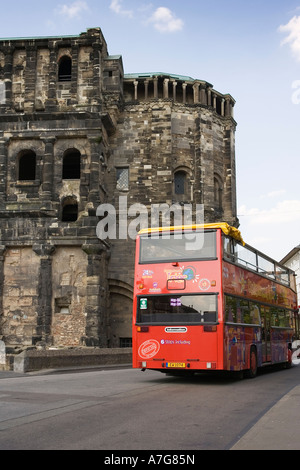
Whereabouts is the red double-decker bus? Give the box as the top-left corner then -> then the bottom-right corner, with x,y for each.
132,224 -> 298,378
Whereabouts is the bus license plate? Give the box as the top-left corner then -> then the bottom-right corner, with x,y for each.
166,362 -> 186,368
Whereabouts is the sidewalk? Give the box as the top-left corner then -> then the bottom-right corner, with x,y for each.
231,356 -> 300,450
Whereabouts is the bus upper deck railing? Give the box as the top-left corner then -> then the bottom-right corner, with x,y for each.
224,248 -> 291,287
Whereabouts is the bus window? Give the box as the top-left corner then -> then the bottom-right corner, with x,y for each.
271,307 -> 290,328
257,255 -> 275,279
225,295 -> 237,323
249,303 -> 261,325
223,236 -> 235,262
225,295 -> 261,325
276,265 -> 289,285
240,299 -> 250,324
137,293 -> 217,324
235,244 -> 257,270
139,231 -> 217,264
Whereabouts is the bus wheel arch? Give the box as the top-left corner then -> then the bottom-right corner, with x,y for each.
247,345 -> 258,379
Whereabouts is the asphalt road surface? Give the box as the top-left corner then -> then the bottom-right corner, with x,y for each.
0,363 -> 299,450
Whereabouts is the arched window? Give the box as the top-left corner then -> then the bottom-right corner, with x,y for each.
116,167 -> 129,191
62,149 -> 81,179
62,197 -> 78,222
58,56 -> 72,82
174,171 -> 186,195
18,150 -> 36,181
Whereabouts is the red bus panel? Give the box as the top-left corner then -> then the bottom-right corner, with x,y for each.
132,225 -> 298,376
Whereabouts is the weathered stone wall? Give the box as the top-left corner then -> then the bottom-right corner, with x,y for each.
51,247 -> 88,347
2,247 -> 40,346
106,98 -> 237,294
0,28 -> 238,350
0,29 -> 113,349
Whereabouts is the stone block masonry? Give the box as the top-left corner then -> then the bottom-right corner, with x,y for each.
0,28 -> 238,354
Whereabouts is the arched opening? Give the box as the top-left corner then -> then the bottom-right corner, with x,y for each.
61,197 -> 78,222
108,279 -> 133,348
18,150 -> 36,181
174,170 -> 186,195
116,167 -> 129,191
62,149 -> 81,179
58,56 -> 72,82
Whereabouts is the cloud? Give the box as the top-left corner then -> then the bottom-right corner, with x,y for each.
109,3 -> 184,33
260,189 -> 286,199
149,7 -> 184,33
238,200 -> 300,260
56,1 -> 89,19
238,200 -> 300,225
110,0 -> 133,18
279,15 -> 300,61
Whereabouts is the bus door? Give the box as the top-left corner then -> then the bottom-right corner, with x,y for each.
261,307 -> 271,363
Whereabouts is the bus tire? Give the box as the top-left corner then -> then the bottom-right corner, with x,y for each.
247,346 -> 257,379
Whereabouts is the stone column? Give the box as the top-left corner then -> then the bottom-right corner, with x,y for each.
88,137 -> 103,208
33,244 -> 55,345
163,78 -> 169,99
153,77 -> 158,99
24,44 -> 37,113
144,80 -> 149,100
69,43 -> 79,105
45,42 -> 58,110
41,137 -> 56,199
182,83 -> 187,103
3,46 -> 14,110
225,97 -> 232,117
207,87 -> 212,107
221,98 -> 225,117
173,81 -> 177,101
82,243 -> 109,347
212,93 -> 217,110
193,82 -> 200,104
0,138 -> 9,200
200,84 -> 207,105
92,41 -> 101,101
134,80 -> 138,101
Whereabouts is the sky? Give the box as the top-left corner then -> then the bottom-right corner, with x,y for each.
1,0 -> 300,262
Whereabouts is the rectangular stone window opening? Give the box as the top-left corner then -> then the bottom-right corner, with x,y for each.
55,297 -> 71,314
58,56 -> 72,82
174,171 -> 186,195
116,167 -> 129,191
18,151 -> 36,181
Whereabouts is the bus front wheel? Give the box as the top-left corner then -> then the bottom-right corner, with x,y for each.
247,346 -> 257,379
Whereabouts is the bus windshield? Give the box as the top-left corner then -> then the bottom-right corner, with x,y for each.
139,230 -> 217,263
137,293 -> 218,324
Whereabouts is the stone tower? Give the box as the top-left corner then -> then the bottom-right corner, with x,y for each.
0,28 -> 238,350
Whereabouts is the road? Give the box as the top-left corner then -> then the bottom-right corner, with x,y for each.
0,363 -> 299,451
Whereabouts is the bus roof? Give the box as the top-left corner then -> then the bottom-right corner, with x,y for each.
138,223 -> 245,245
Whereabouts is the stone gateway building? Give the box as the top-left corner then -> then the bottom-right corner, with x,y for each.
0,28 -> 238,351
